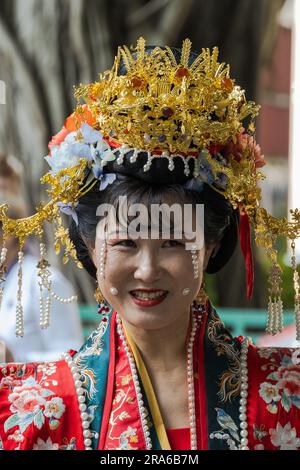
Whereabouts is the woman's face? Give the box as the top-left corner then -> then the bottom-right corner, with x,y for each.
91,200 -> 214,331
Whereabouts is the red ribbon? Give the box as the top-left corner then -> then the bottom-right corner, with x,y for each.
239,209 -> 254,299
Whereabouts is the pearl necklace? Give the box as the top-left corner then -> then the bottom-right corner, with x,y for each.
62,318 -> 249,451
62,352 -> 93,450
239,337 -> 249,450
116,310 -> 202,450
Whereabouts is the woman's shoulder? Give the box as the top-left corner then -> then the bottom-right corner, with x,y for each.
0,354 -> 82,450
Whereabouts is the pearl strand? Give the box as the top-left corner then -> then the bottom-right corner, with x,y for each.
116,309 -> 201,450
116,314 -> 152,450
187,313 -> 200,450
190,246 -> 199,280
62,352 -> 92,450
0,246 -> 8,312
99,241 -> 106,279
37,242 -> 77,330
239,338 -> 249,450
16,250 -> 24,337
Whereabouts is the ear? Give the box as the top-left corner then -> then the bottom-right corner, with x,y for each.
203,243 -> 221,270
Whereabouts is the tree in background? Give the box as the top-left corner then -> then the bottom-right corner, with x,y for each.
0,0 -> 285,304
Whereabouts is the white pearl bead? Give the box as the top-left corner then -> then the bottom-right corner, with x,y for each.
84,438 -> 92,447
83,430 -> 91,438
182,288 -> 191,296
110,287 -> 118,296
82,421 -> 89,429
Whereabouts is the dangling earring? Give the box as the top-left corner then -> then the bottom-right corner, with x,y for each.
193,278 -> 207,314
291,240 -> 300,340
195,279 -> 207,305
94,284 -> 110,315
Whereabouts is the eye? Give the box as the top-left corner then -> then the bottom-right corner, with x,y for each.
114,240 -> 137,248
162,240 -> 185,248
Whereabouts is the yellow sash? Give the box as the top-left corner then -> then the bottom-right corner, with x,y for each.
123,325 -> 171,450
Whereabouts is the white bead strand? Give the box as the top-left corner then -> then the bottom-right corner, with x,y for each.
239,338 -> 249,450
191,248 -> 199,279
16,250 -> 24,337
0,246 -> 8,312
62,352 -> 93,450
37,241 -> 77,330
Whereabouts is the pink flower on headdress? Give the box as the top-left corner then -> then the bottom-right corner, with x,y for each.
223,128 -> 265,168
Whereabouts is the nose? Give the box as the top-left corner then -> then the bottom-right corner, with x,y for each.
133,248 -> 162,284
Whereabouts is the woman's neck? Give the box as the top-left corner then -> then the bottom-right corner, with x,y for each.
122,311 -> 191,373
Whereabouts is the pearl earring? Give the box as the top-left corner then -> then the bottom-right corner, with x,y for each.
110,287 -> 118,296
182,288 -> 191,296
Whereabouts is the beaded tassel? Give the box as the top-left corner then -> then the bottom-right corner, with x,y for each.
0,245 -> 7,313
16,250 -> 24,337
37,242 -> 52,329
291,241 -> 300,341
37,241 -> 77,330
266,261 -> 283,335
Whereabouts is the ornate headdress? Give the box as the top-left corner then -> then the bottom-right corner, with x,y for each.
1,38 -> 300,339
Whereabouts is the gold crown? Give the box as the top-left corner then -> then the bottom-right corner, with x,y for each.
74,37 -> 259,154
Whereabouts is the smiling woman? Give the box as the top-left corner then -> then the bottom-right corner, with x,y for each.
0,38 -> 300,451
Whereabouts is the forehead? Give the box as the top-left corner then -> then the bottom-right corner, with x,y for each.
95,197 -> 204,246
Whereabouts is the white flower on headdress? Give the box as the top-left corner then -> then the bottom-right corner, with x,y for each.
45,123 -> 111,175
91,139 -> 116,164
45,141 -> 82,174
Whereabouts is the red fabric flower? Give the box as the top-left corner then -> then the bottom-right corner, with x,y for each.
223,128 -> 265,168
48,105 -> 96,154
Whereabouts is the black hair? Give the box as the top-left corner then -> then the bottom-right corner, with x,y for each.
69,174 -> 234,279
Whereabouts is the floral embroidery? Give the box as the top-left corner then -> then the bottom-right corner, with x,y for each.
269,422 -> 300,450
44,397 -> 65,419
4,368 -> 66,437
0,364 -> 27,391
33,437 -> 60,450
254,443 -> 265,450
119,426 -> 138,450
258,351 -> 300,414
37,363 -> 57,376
